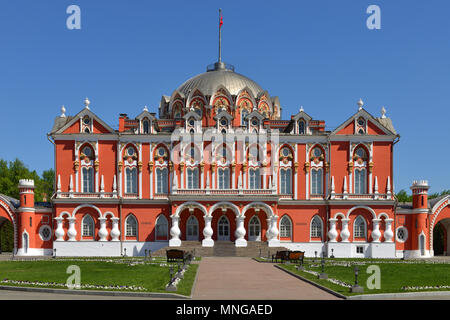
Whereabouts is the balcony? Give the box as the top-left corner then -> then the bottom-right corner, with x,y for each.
56,192 -> 117,199
173,188 -> 275,196
331,193 -> 393,200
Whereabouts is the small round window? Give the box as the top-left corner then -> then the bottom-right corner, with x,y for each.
281,147 -> 290,157
83,147 -> 92,157
396,227 -> 408,242
83,117 -> 90,125
357,118 -> 366,126
312,147 -> 322,158
39,225 -> 52,241
251,119 -> 258,126
189,119 -> 195,126
220,118 -> 228,126
158,148 -> 166,157
127,147 -> 135,156
355,148 -> 366,159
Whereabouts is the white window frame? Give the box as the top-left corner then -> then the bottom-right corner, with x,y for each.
280,215 -> 292,240
125,215 -> 138,237
353,216 -> 366,239
186,215 -> 199,240
82,215 -> 94,238
310,216 -> 323,239
155,215 -> 169,240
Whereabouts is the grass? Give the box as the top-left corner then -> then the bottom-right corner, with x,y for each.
279,260 -> 450,296
0,260 -> 198,296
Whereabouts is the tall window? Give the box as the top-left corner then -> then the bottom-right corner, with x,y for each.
311,169 -> 323,195
298,120 -> 305,134
354,169 -> 367,194
241,109 -> 249,126
249,216 -> 261,240
249,168 -> 260,189
156,168 -> 168,194
125,168 -> 137,194
280,216 -> 292,239
187,168 -> 199,189
82,215 -> 94,237
155,215 -> 168,240
311,216 -> 322,238
126,215 -> 137,237
218,168 -> 230,189
186,216 -> 199,240
280,169 -> 292,194
143,120 -> 149,134
354,216 -> 366,238
82,167 -> 94,193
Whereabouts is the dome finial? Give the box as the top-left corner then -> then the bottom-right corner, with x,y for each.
84,97 -> 90,109
218,8 -> 223,63
60,105 -> 66,118
381,106 -> 387,118
143,105 -> 148,112
299,106 -> 304,113
357,98 -> 364,110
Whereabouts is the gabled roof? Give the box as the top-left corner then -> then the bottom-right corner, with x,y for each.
245,109 -> 265,121
292,109 -> 312,122
331,108 -> 397,136
136,109 -> 157,121
183,109 -> 202,121
53,107 -> 115,135
214,110 -> 234,121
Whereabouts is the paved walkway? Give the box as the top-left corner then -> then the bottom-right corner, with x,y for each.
191,257 -> 340,300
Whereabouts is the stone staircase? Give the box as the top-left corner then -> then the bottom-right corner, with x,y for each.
152,241 -> 288,258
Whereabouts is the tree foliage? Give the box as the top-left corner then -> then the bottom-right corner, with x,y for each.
395,189 -> 450,203
0,158 -> 54,202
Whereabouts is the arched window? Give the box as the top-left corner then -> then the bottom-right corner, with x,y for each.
186,216 -> 199,240
82,215 -> 94,237
155,215 -> 168,240
143,120 -> 149,134
354,169 -> 367,194
125,167 -> 137,194
280,169 -> 292,194
82,167 -> 94,193
187,168 -> 199,189
311,216 -> 322,238
311,169 -> 323,195
249,168 -> 260,189
280,215 -> 292,239
249,216 -> 261,241
241,109 -> 249,126
156,168 -> 168,194
218,168 -> 230,189
298,120 -> 305,134
354,216 -> 366,238
125,215 -> 137,237
217,215 -> 230,240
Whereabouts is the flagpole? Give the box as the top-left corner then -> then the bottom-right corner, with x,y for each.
218,8 -> 222,63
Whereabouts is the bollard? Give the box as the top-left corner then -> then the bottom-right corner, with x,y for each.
350,266 -> 364,293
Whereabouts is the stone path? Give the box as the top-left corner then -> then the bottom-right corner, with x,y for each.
191,257 -> 340,300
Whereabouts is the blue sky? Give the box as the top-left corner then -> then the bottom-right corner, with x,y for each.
0,0 -> 449,193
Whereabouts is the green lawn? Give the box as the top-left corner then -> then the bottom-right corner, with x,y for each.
279,261 -> 450,296
0,260 -> 198,296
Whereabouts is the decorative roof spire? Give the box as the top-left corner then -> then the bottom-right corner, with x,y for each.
84,97 -> 90,109
381,106 -> 387,118
60,105 -> 66,118
299,106 -> 304,113
218,8 -> 223,63
357,98 -> 364,110
143,106 -> 148,112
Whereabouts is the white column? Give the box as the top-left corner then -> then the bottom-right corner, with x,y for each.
330,176 -> 335,199
384,218 -> 394,242
235,215 -> 247,247
387,176 -> 392,198
169,215 -> 181,247
374,176 -> 379,199
110,217 -> 121,241
113,175 -> 118,198
268,216 -> 280,247
328,218 -> 338,242
100,175 -> 105,198
371,219 -> 381,242
98,217 -> 108,241
54,217 -> 65,241
69,175 -> 74,198
294,144 -> 298,200
341,219 -> 350,242
266,218 -> 273,241
57,175 -> 61,197
201,167 -> 205,189
67,217 -> 77,241
343,176 -> 348,199
202,215 -> 214,247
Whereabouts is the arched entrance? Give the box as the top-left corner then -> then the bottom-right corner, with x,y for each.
217,216 -> 230,241
433,219 -> 449,256
0,218 -> 14,253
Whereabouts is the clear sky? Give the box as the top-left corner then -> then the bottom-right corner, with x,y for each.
0,0 -> 449,193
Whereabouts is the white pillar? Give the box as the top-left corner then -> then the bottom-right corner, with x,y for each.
235,216 -> 247,247
330,176 -> 335,199
371,219 -> 381,243
69,175 -> 74,198
54,217 -> 65,241
341,218 -> 350,242
268,216 -> 280,247
169,215 -> 181,247
328,218 -> 338,242
202,215 -> 214,247
110,217 -> 121,241
67,217 -> 77,241
57,175 -> 61,197
98,217 -> 108,241
384,218 -> 394,242
113,174 -> 117,198
343,176 -> 348,199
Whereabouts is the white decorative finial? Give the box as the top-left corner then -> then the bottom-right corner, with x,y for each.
60,105 -> 66,118
253,105 -> 257,112
381,106 -> 387,118
299,106 -> 304,112
357,98 -> 364,110
84,97 -> 90,109
143,106 -> 148,112
190,105 -> 195,112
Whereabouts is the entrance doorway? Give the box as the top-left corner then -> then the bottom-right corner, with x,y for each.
433,219 -> 449,256
0,218 -> 13,254
186,216 -> 199,240
248,216 -> 261,241
217,216 -> 230,241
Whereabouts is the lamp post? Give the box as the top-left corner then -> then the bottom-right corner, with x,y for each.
331,248 -> 335,259
314,251 -> 317,263
145,249 -> 148,261
123,248 -> 127,257
351,266 -> 364,293
53,248 -> 56,259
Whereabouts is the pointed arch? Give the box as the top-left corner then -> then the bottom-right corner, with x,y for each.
125,214 -> 138,238
279,215 -> 292,240
81,214 -> 95,237
155,214 -> 169,241
310,215 -> 323,240
353,215 -> 367,239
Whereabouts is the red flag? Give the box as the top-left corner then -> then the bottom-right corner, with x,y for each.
220,14 -> 223,28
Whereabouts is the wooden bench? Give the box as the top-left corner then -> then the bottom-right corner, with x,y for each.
286,251 -> 305,264
271,250 -> 290,263
166,249 -> 186,263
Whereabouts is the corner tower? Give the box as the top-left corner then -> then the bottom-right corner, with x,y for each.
17,179 -> 36,255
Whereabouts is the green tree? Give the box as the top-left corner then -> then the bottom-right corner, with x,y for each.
395,189 -> 412,203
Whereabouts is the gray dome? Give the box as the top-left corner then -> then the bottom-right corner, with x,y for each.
176,63 -> 264,98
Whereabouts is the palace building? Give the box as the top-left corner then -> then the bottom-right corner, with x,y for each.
0,51 -> 449,259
